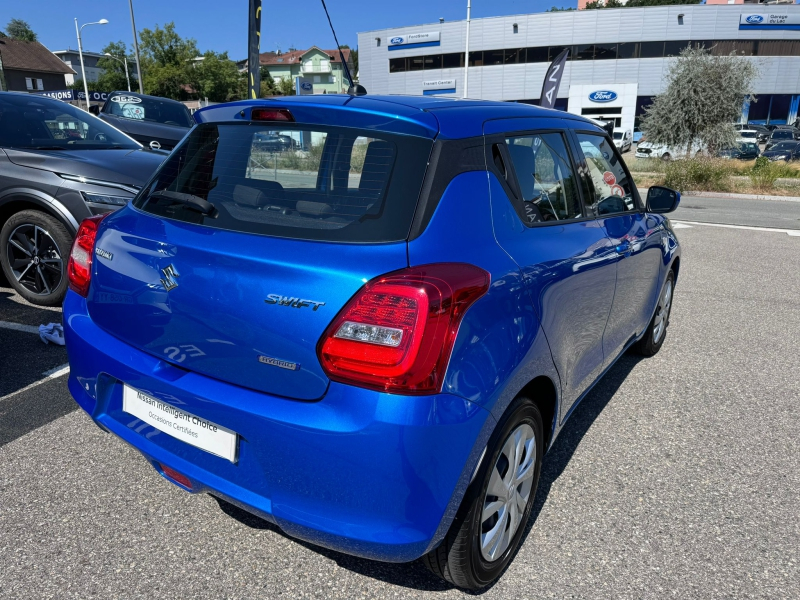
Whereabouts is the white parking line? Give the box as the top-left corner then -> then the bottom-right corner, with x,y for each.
0,364 -> 71,403
0,320 -> 40,334
673,221 -> 800,237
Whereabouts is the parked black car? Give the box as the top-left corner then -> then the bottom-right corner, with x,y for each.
718,141 -> 760,161
765,129 -> 800,151
91,92 -> 193,151
0,92 -> 165,305
762,141 -> 800,162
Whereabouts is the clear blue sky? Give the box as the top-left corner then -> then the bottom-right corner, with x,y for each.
1,0 -> 573,59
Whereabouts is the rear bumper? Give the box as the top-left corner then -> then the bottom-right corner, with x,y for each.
63,291 -> 494,562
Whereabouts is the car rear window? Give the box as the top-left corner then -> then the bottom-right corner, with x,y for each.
105,94 -> 193,128
132,122 -> 433,242
772,130 -> 793,140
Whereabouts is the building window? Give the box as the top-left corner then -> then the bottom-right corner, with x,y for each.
389,57 -> 407,72
484,49 -> 504,66
525,47 -> 548,63
423,54 -> 442,69
639,41 -> 664,58
468,51 -> 484,67
548,46 -> 568,62
594,43 -> 618,60
25,77 -> 33,90
313,75 -> 320,83
36,79 -> 44,90
409,56 -> 425,71
664,40 -> 689,57
442,53 -> 464,69
572,45 -> 594,61
504,49 -> 524,64
617,42 -> 638,59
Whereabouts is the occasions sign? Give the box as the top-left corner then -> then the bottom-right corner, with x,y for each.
33,90 -> 109,102
739,13 -> 800,29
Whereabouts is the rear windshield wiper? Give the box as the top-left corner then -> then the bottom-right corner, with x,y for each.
148,190 -> 217,217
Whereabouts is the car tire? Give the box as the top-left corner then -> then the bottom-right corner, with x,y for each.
661,153 -> 672,162
422,397 -> 544,590
0,209 -> 73,306
634,270 -> 675,357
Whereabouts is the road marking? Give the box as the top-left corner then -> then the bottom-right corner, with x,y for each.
43,363 -> 70,377
673,221 -> 800,237
671,222 -> 693,229
0,364 -> 71,403
0,320 -> 40,334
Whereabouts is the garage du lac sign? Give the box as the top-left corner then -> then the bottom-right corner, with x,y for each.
589,90 -> 617,103
739,13 -> 800,29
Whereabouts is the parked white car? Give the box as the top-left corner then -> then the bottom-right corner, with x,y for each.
613,129 -> 633,153
736,130 -> 760,143
635,141 -> 702,161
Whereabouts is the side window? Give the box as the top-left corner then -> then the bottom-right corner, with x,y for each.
504,132 -> 583,223
575,133 -> 637,216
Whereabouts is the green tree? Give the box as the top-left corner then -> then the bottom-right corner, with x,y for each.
277,76 -> 295,96
95,41 -> 133,93
191,51 -> 242,102
2,19 -> 37,42
640,47 -> 758,154
259,66 -> 278,96
138,22 -> 199,99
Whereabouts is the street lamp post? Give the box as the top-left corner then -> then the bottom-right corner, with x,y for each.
104,53 -> 131,92
129,0 -> 145,94
74,17 -> 108,110
464,0 -> 471,99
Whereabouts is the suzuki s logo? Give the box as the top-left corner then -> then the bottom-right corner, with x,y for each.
160,264 -> 180,291
745,15 -> 764,23
589,90 -> 618,103
390,37 -> 404,44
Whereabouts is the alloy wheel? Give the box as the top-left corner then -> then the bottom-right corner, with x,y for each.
652,279 -> 673,344
5,224 -> 64,296
480,423 -> 536,562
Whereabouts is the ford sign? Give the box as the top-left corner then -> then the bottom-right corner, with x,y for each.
589,90 -> 618,103
300,82 -> 313,91
390,37 -> 404,44
745,15 -> 764,24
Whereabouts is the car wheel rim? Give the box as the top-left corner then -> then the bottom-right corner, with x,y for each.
652,279 -> 673,344
6,224 -> 63,296
480,423 -> 536,562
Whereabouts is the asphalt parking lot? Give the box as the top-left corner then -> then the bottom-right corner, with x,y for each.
1,195 -> 798,599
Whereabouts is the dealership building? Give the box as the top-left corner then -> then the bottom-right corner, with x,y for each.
357,5 -> 800,132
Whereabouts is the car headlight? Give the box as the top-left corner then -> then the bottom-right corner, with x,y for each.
81,191 -> 131,206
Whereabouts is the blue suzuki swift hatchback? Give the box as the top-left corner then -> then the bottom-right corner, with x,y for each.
64,95 -> 681,589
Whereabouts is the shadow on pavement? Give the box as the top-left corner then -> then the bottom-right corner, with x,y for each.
212,354 -> 642,593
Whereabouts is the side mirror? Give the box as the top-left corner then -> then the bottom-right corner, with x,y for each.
646,186 -> 680,213
88,105 -> 100,115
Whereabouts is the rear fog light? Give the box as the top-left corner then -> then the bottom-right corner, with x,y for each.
160,464 -> 192,489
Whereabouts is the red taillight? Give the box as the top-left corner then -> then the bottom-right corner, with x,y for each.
318,263 -> 490,395
160,464 -> 192,489
67,215 -> 106,297
251,107 -> 294,122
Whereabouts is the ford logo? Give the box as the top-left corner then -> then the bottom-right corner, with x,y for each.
745,15 -> 764,23
589,90 -> 618,103
390,37 -> 404,44
300,82 -> 312,91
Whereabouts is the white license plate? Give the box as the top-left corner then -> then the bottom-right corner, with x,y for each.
122,385 -> 238,462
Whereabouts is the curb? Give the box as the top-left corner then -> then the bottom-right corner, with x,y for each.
681,191 -> 800,203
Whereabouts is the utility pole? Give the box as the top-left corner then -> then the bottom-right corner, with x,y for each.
75,18 -> 108,110
464,0 -> 471,99
129,0 -> 144,93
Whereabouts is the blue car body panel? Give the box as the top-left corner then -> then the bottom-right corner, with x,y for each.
64,94 -> 681,563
